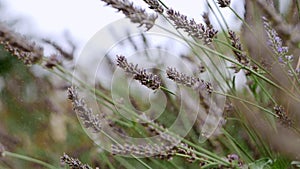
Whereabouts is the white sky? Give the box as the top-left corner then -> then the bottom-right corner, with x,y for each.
0,0 -> 244,52
0,1 -> 205,47
0,0 -> 291,54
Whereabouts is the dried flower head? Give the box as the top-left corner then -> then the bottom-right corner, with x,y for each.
111,141 -> 198,162
228,30 -> 252,75
67,86 -> 103,133
116,55 -> 161,90
60,153 -> 93,169
217,0 -> 231,8
166,67 -> 214,116
176,143 -> 198,163
0,23 -> 43,65
274,105 -> 292,127
101,0 -> 157,30
166,9 -> 218,44
111,143 -> 176,160
202,12 -> 212,29
166,67 -> 213,93
44,54 -> 61,69
143,0 -> 164,14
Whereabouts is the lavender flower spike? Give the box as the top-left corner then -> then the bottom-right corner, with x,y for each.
262,17 -> 293,64
101,0 -> 158,30
166,9 -> 218,44
143,0 -> 164,14
116,55 -> 161,90
0,23 -> 43,65
217,0 -> 231,8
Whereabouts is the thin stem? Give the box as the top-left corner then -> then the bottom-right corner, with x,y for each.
175,153 -> 211,163
2,151 -> 58,169
206,0 -> 229,30
222,129 -> 254,162
252,76 -> 277,104
213,91 -> 278,117
132,155 -> 152,169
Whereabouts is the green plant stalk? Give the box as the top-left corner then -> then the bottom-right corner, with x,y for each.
55,64 -> 114,105
175,153 -> 211,163
168,161 -> 183,169
213,90 -> 278,117
252,76 -> 277,104
240,102 -> 274,158
222,129 -> 254,162
100,152 -> 116,169
225,117 -> 275,160
287,62 -> 300,85
131,154 -> 152,169
2,151 -> 58,169
114,156 -> 136,169
206,0 -> 229,30
157,0 -> 168,9
201,162 -> 224,169
181,140 -> 230,166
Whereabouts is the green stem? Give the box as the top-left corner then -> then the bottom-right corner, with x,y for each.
222,129 -> 254,162
2,151 -> 58,169
213,90 -> 278,117
131,155 -> 152,169
252,76 -> 277,104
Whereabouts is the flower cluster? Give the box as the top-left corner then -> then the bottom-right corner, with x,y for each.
166,9 -> 218,44
111,114 -> 198,162
274,105 -> 292,127
217,0 -> 231,8
226,154 -> 244,168
44,54 -> 60,69
116,55 -> 161,90
143,0 -> 164,14
111,142 -> 198,162
166,67 -> 213,94
60,153 -> 93,169
111,143 -> 176,160
67,86 -> 103,133
262,17 -> 293,65
0,23 -> 43,65
228,30 -> 254,75
101,0 -> 157,30
202,12 -> 213,29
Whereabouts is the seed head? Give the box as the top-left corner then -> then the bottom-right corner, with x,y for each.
217,0 -> 231,8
